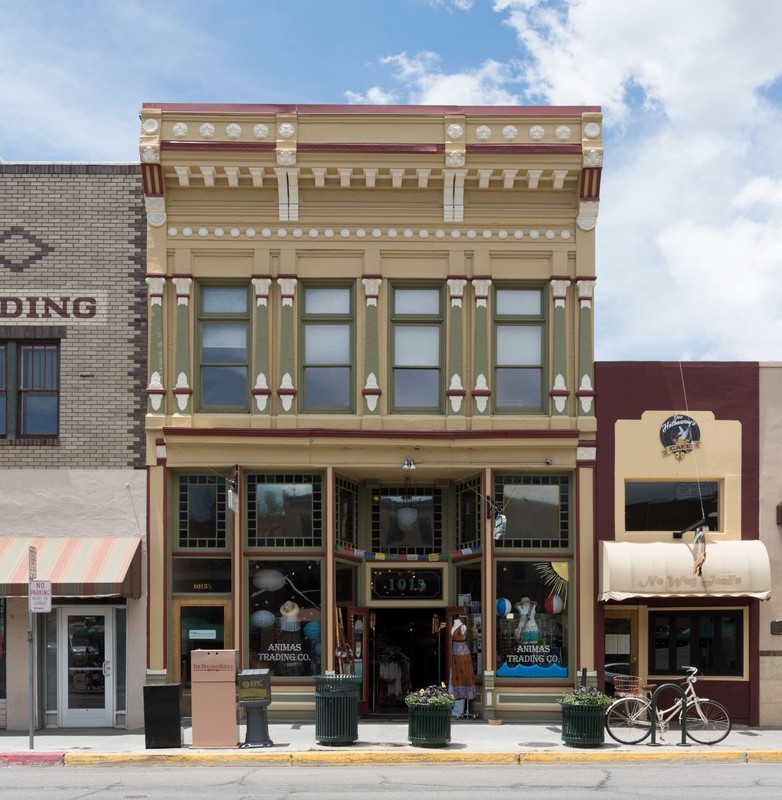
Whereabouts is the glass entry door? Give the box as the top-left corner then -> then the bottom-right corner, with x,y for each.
58,607 -> 114,727
173,599 -> 231,717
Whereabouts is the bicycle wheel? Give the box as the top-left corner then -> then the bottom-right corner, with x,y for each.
605,697 -> 653,744
685,699 -> 731,744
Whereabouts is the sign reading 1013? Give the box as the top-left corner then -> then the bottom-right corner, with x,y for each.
370,568 -> 443,601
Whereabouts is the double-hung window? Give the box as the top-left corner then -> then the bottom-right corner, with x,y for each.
197,285 -> 250,411
494,287 -> 545,411
0,340 -> 59,438
391,285 -> 443,411
301,285 -> 353,411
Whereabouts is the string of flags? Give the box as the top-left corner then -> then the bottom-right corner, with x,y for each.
335,544 -> 482,561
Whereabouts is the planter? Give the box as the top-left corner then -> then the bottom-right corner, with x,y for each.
560,703 -> 608,748
407,704 -> 453,747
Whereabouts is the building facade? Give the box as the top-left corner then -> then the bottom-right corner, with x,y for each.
759,363 -> 782,724
594,361 -> 772,726
0,164 -> 147,730
140,104 -> 604,718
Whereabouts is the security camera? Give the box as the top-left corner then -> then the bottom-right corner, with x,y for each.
545,457 -> 553,465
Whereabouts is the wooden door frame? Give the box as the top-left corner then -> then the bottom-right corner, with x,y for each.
172,598 -> 233,686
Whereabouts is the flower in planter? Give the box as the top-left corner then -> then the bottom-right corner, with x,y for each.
558,686 -> 613,706
405,683 -> 456,708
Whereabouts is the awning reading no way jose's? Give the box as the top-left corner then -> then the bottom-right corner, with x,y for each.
0,536 -> 142,599
599,540 -> 771,601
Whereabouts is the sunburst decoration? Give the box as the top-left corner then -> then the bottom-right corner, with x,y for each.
535,561 -> 569,609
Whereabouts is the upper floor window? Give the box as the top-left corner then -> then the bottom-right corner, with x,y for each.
391,285 -> 443,411
625,481 -> 720,532
197,285 -> 249,411
494,287 -> 545,412
301,286 -> 353,411
0,341 -> 59,438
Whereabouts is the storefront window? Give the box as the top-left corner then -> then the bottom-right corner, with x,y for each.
172,558 -> 232,594
177,474 -> 229,549
650,611 -> 742,676
495,561 -> 570,679
626,481 -> 720,531
456,476 -> 481,550
248,560 -> 321,678
335,476 -> 358,548
371,485 -> 442,554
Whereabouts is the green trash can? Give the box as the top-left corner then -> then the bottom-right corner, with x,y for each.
314,674 -> 361,745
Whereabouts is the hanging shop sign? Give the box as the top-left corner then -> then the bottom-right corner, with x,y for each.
370,567 -> 443,601
660,414 -> 701,461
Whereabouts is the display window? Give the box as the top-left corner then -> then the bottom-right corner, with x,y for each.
495,560 -> 570,679
248,560 -> 322,678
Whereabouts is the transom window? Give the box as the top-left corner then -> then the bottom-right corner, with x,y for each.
0,341 -> 59,438
246,473 -> 323,549
494,287 -> 545,412
177,474 -> 229,549
391,285 -> 443,411
301,285 -> 353,411
625,481 -> 720,532
493,474 -> 570,549
197,285 -> 249,411
371,485 -> 443,555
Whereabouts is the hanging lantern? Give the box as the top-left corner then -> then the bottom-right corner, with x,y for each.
252,569 -> 286,592
496,598 -> 512,617
544,594 -> 564,614
250,609 -> 276,629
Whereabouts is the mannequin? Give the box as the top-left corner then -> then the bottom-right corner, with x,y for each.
450,616 -> 476,716
514,597 -> 539,643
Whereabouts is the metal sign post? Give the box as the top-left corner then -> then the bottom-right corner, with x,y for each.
28,546 -> 36,750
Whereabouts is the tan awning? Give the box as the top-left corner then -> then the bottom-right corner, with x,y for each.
599,540 -> 771,601
0,536 -> 142,598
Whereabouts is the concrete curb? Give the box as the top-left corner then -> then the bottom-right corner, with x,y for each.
31,748 -> 780,767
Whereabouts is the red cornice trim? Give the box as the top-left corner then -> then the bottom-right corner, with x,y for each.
161,427 -> 579,441
466,144 -> 582,155
161,141 -> 275,152
298,143 -> 443,154
143,103 -> 601,116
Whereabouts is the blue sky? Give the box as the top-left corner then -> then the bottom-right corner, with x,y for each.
2,0 -> 781,361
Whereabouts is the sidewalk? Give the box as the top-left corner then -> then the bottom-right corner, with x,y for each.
3,719 -> 782,766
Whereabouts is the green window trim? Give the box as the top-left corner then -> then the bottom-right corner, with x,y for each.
390,283 -> 444,413
492,285 -> 547,413
299,284 -> 355,412
195,283 -> 251,412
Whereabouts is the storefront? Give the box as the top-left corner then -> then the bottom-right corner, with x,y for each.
595,362 -> 770,725
0,535 -> 143,729
141,101 -> 605,719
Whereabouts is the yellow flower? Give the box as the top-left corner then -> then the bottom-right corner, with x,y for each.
418,689 -> 425,696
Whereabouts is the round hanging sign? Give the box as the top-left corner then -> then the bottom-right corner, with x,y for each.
660,414 -> 701,460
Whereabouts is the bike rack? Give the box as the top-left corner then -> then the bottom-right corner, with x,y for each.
647,682 -> 691,747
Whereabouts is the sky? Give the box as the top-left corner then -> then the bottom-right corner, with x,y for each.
1,0 -> 781,362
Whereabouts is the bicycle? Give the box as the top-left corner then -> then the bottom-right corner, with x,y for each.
604,666 -> 731,745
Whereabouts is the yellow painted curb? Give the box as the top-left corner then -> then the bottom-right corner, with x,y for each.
291,750 -> 519,766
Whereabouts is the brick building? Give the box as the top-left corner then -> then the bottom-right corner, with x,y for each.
0,164 -> 147,729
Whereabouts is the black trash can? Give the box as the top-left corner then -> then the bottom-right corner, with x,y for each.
314,674 -> 361,745
143,683 -> 182,748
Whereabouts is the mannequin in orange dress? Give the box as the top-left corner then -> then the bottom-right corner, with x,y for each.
450,617 -> 476,705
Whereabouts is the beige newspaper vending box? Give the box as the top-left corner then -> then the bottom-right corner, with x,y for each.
190,649 -> 239,748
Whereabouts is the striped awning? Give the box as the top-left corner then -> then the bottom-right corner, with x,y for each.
0,536 -> 142,598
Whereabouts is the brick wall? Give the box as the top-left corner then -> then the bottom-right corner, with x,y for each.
0,165 -> 146,468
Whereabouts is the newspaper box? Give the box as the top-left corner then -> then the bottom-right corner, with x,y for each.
237,669 -> 273,748
191,649 -> 238,748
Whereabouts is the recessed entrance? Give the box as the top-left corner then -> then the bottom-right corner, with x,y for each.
370,608 -> 446,713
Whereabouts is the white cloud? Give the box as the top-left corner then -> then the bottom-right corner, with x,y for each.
350,51 -> 520,105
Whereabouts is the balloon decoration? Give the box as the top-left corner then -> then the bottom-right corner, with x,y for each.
496,598 -> 512,617
544,594 -> 564,614
250,609 -> 276,629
